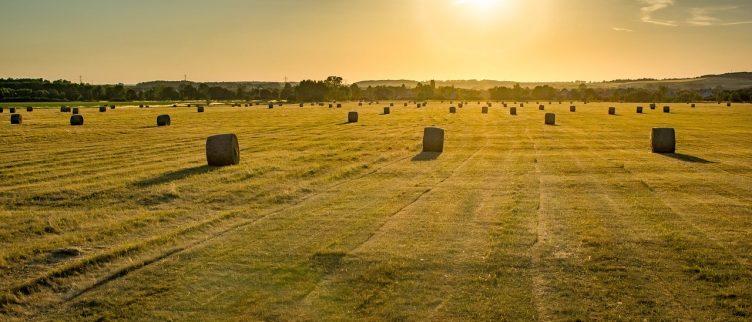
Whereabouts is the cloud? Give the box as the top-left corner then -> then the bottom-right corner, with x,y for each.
687,6 -> 752,26
612,27 -> 634,32
639,0 -> 677,26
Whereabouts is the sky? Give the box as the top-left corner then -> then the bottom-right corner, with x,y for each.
0,0 -> 751,84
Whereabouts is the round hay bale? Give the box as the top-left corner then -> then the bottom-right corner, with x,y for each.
157,114 -> 171,126
348,111 -> 358,123
0,107 -> 3,113
422,102 -> 427,107
358,102 -> 363,106
544,113 -> 555,125
608,107 -> 616,115
72,107 -> 79,115
570,106 -> 576,112
636,106 -> 643,113
487,102 -> 493,107
482,106 -> 488,114
416,103 -> 420,108
649,103 -> 656,109
299,103 -> 304,107
691,103 -> 696,108
503,103 -> 508,107
403,103 -> 408,107
422,127 -> 444,153
539,105 -> 545,111
727,102 -> 732,107
99,106 -> 106,112
26,107 -> 33,112
337,103 -> 342,108
206,134 -> 240,166
70,115 -> 84,126
520,103 -> 524,107
449,106 -> 456,113
197,106 -> 205,113
663,106 -> 670,113
139,104 -> 144,108
110,105 -> 115,110
383,107 -> 390,114
390,102 -> 394,107
10,107 -> 16,113
10,114 -> 22,124
173,104 -> 178,107
60,106 -> 70,112
651,128 -> 675,153
510,107 -> 517,115
458,103 -> 464,108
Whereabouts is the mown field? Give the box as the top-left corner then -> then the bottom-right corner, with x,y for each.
1,101 -> 751,320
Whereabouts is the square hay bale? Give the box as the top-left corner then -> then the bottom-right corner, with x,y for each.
651,128 -> 675,153
157,114 -> 171,126
570,106 -> 576,112
422,127 -> 444,153
609,107 -> 616,115
544,113 -> 555,125
348,111 -> 358,123
10,114 -> 22,124
328,104 -> 333,108
636,106 -> 643,113
197,106 -> 205,113
70,115 -> 84,126
99,106 -> 107,112
449,106 -> 456,113
358,102 -> 363,106
390,102 -> 394,106
503,103 -> 508,107
510,107 -> 517,115
691,103 -> 696,108
268,103 -> 274,109
206,134 -> 240,166
383,107 -> 390,114
520,103 -> 524,107
663,106 -> 670,113
26,107 -> 33,112
482,106 -> 488,114
337,103 -> 342,108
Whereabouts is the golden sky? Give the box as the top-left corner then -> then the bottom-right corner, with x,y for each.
0,0 -> 750,84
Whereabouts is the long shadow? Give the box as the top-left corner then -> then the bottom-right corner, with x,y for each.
660,153 -> 714,164
133,165 -> 218,187
411,151 -> 442,161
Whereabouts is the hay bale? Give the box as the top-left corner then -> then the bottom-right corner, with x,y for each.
197,106 -> 204,113
383,107 -> 390,114
358,102 -> 363,106
449,106 -> 456,113
139,104 -> 144,108
337,103 -> 342,108
422,127 -> 444,153
99,106 -> 106,112
727,102 -> 732,107
458,103 -> 464,108
26,107 -> 33,112
503,103 -> 508,107
348,111 -> 358,123
608,107 -> 616,115
422,102 -> 427,107
482,106 -> 488,114
510,107 -> 517,115
650,103 -> 656,109
70,115 -> 84,126
157,114 -> 171,126
691,103 -> 696,108
487,102 -> 493,107
390,102 -> 394,107
10,107 -> 16,113
0,107 -> 3,113
544,113 -> 555,125
570,106 -> 576,112
299,103 -> 304,107
60,106 -> 70,112
277,103 -> 283,107
663,106 -> 670,113
403,103 -> 408,107
538,105 -> 544,110
206,134 -> 240,166
651,128 -> 675,153
636,106 -> 643,113
72,107 -> 79,115
268,103 -> 274,109
11,114 -> 22,124
520,103 -> 524,107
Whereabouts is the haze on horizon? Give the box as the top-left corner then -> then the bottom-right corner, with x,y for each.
1,0 -> 751,84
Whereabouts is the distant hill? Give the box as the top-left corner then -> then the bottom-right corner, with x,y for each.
353,72 -> 752,90
132,80 -> 289,91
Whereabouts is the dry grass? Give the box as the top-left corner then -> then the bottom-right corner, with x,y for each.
1,102 -> 751,320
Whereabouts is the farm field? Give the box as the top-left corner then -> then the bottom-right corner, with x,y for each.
1,101 -> 751,320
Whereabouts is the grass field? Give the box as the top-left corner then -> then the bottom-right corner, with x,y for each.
1,101 -> 751,320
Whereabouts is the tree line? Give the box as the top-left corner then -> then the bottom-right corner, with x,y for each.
1,77 -> 750,103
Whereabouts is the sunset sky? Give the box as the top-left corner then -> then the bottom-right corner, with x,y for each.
1,0 -> 751,84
